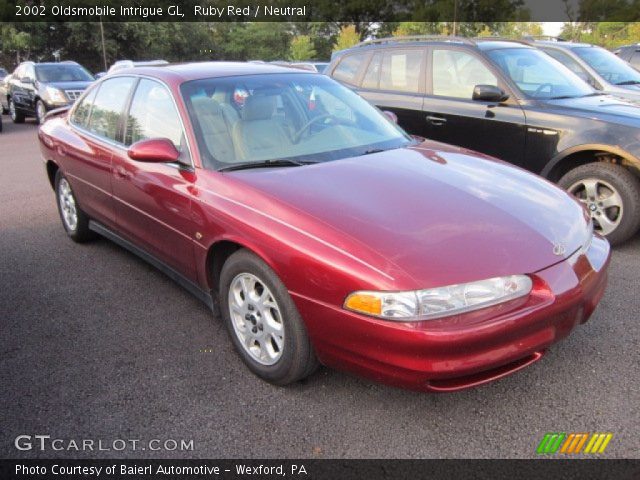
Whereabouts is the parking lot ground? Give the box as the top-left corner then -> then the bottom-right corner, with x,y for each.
1,119 -> 639,459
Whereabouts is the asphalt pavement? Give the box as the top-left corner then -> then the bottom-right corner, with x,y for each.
1,119 -> 638,459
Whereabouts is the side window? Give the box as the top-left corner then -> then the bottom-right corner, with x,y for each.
70,86 -> 99,128
125,79 -> 184,147
362,52 -> 382,89
24,65 -> 35,80
543,49 -> 588,77
380,49 -> 424,93
432,49 -> 497,99
87,77 -> 135,142
332,53 -> 367,85
630,51 -> 640,70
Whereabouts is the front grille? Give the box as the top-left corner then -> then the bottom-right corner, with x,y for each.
65,90 -> 84,101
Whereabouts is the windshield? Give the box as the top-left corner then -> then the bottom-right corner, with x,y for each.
181,73 -> 412,170
487,47 -> 594,99
572,46 -> 640,85
35,64 -> 94,83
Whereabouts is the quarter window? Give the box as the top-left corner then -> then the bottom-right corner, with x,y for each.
87,77 -> 136,142
333,53 -> 367,85
432,49 -> 497,99
380,49 -> 424,93
70,86 -> 98,128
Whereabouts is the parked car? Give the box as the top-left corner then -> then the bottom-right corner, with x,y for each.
0,67 -> 8,80
614,43 -> 640,71
38,62 -> 609,392
108,59 -> 168,75
328,36 -> 640,245
7,61 -> 94,124
528,38 -> 640,101
0,73 -> 10,113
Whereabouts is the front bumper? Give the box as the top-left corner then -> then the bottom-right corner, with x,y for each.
292,235 -> 610,392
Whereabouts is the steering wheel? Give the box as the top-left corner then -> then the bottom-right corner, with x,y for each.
533,83 -> 554,97
292,114 -> 336,144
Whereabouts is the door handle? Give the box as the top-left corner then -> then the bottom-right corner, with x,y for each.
426,115 -> 447,126
114,166 -> 130,179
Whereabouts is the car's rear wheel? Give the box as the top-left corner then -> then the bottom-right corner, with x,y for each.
35,100 -> 46,124
55,170 -> 95,243
219,249 -> 319,385
559,162 -> 640,246
9,98 -> 25,124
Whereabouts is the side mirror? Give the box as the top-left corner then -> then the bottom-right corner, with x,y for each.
472,85 -> 509,103
21,77 -> 34,84
382,110 -> 398,124
127,138 -> 180,163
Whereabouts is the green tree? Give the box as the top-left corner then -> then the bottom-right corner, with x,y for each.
289,35 -> 317,61
333,25 -> 360,52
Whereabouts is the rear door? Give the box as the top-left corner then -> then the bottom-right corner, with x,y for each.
357,48 -> 427,136
65,77 -> 137,226
111,77 -> 197,279
422,46 -> 527,164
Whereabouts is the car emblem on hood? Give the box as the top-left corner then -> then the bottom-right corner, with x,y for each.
552,242 -> 566,256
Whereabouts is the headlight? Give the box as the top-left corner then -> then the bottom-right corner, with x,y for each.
44,86 -> 67,103
344,275 -> 532,321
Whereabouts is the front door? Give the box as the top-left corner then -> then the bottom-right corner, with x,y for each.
422,47 -> 527,165
111,78 -> 197,280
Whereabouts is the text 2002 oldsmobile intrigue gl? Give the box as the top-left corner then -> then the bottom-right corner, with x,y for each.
38,62 -> 610,392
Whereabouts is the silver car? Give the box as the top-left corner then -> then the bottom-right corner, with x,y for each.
531,39 -> 640,102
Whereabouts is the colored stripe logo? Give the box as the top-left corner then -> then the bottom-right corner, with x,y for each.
537,433 -> 613,454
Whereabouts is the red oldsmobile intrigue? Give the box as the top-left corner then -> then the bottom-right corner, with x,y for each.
38,62 -> 610,392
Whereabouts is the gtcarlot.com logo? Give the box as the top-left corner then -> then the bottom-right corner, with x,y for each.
536,432 -> 613,455
15,435 -> 194,452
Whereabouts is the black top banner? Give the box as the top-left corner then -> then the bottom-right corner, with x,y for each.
2,0 -> 640,22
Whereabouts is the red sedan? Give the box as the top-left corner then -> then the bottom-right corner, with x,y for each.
38,63 -> 610,392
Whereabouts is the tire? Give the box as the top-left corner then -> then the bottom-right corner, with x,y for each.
219,249 -> 319,385
54,170 -> 95,243
35,99 -> 46,125
559,162 -> 640,246
9,98 -> 25,124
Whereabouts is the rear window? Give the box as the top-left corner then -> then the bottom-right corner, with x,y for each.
332,53 -> 367,85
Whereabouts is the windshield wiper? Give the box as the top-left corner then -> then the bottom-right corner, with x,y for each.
218,159 -> 316,172
362,148 -> 386,155
615,80 -> 640,85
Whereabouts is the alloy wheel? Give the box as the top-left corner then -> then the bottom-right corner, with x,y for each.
58,178 -> 78,232
568,177 -> 623,236
36,101 -> 46,123
228,272 -> 285,366
9,100 -> 16,121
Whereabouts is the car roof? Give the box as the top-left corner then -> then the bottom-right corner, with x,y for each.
114,61 -> 307,83
533,40 -> 596,50
332,36 -> 533,59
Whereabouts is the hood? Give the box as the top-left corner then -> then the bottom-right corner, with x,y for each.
42,81 -> 92,91
228,143 -> 590,289
544,94 -> 640,127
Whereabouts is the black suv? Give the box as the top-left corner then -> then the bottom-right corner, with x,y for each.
328,36 -> 640,245
7,61 -> 94,124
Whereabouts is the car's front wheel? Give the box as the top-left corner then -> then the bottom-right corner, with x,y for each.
559,162 -> 640,246
55,170 -> 95,242
219,249 -> 319,385
9,98 -> 25,124
35,99 -> 46,124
